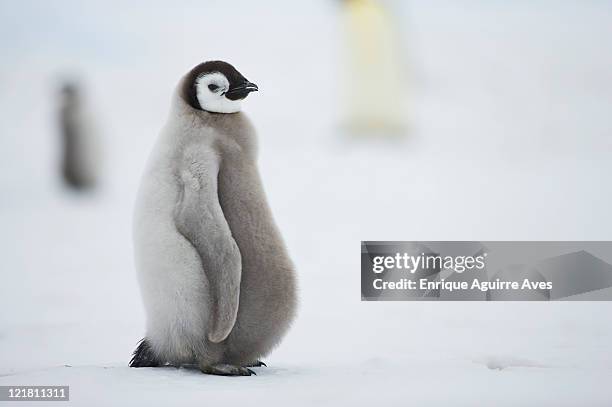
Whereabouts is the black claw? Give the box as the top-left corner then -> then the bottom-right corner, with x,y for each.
247,368 -> 256,376
245,360 -> 267,367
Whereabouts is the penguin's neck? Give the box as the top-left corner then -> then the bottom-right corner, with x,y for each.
170,93 -> 258,158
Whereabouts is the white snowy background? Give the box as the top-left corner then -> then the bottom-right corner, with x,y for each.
1,1 -> 612,405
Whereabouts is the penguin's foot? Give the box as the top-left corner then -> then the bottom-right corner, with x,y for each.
129,338 -> 161,368
245,360 -> 267,367
200,363 -> 255,376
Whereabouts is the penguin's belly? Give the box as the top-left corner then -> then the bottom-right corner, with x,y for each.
218,167 -> 297,363
227,259 -> 297,363
133,173 -> 212,362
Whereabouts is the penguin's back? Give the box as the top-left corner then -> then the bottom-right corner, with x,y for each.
132,118 -> 216,363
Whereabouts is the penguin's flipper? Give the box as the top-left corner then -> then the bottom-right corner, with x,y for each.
174,151 -> 242,344
129,338 -> 161,367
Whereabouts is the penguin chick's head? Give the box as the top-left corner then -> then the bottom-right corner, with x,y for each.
182,61 -> 258,114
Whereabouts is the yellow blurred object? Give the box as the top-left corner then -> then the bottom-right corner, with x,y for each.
341,0 -> 409,136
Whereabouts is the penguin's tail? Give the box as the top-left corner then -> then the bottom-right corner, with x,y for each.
129,338 -> 160,368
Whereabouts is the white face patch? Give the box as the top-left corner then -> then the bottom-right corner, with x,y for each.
195,72 -> 243,114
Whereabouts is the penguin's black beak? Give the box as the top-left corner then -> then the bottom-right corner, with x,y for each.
224,81 -> 258,101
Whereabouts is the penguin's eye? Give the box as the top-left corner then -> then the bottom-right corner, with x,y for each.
208,84 -> 220,92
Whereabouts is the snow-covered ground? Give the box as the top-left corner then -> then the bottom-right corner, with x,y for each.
1,1 -> 612,405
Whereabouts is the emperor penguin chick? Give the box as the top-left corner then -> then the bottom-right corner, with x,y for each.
131,61 -> 297,376
59,81 -> 102,190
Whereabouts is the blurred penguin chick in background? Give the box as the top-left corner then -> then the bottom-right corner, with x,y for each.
58,81 -> 103,191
